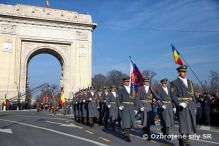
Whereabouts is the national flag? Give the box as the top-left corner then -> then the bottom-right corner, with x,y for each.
172,44 -> 184,65
60,87 -> 65,104
129,57 -> 143,91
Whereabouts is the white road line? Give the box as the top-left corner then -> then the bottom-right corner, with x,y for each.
192,138 -> 219,145
0,128 -> 13,134
0,119 -> 109,146
46,121 -> 82,129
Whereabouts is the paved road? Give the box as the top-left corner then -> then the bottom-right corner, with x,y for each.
0,111 -> 219,146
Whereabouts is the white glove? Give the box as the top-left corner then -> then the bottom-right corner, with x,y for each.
97,106 -> 100,109
83,100 -> 86,103
75,102 -> 77,104
89,98 -> 92,101
179,102 -> 187,108
119,105 -> 124,110
108,104 -> 111,108
134,110 -> 138,115
140,107 -> 144,111
173,108 -> 176,113
104,100 -> 106,103
162,105 -> 167,110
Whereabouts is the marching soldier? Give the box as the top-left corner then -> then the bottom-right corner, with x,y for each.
52,99 -> 58,117
79,90 -> 84,123
136,77 -> 155,141
106,85 -> 119,131
117,77 -> 137,142
170,65 -> 197,146
87,87 -> 98,127
156,78 -> 175,138
96,89 -> 104,125
63,98 -> 68,115
103,87 -> 110,129
82,89 -> 88,125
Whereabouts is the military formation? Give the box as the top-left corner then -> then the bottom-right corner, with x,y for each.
72,65 -> 197,146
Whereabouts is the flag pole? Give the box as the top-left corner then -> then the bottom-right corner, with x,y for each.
177,48 -> 206,91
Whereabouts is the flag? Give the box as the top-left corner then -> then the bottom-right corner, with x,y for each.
172,44 -> 183,65
60,87 -> 65,104
130,57 -> 143,91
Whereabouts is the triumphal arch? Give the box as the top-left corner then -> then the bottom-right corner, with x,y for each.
0,4 -> 96,102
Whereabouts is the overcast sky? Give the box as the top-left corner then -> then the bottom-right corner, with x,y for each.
1,0 -> 219,88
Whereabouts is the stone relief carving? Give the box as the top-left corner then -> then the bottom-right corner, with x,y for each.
1,24 -> 16,34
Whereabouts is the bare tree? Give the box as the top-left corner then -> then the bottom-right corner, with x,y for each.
142,70 -> 157,80
92,74 -> 107,89
209,71 -> 219,94
106,70 -> 128,87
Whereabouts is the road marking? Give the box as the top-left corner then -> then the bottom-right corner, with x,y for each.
0,119 -> 109,146
46,121 -> 82,129
192,138 -> 219,145
199,126 -> 219,133
200,126 -> 210,130
0,128 -> 13,134
85,130 -> 94,134
99,137 -> 110,142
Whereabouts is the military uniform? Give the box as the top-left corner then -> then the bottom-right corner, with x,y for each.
136,78 -> 155,140
170,65 -> 197,146
117,77 -> 137,142
96,89 -> 104,125
86,88 -> 98,127
52,100 -> 58,117
106,86 -> 119,131
63,100 -> 68,115
156,79 -> 174,137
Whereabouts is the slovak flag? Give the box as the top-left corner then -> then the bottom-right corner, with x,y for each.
129,56 -> 143,91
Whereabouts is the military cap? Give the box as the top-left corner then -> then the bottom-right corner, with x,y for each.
176,65 -> 188,72
111,85 -> 118,89
90,86 -> 95,90
103,86 -> 109,89
122,77 -> 130,82
160,78 -> 168,84
143,77 -> 150,82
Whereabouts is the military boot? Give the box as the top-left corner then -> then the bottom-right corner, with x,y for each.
123,128 -> 131,142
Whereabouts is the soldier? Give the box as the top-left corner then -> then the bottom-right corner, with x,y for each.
201,92 -> 211,125
79,90 -> 84,123
82,89 -> 88,125
52,99 -> 58,117
117,77 -> 137,142
96,89 -> 104,125
103,86 -> 110,129
170,65 -> 197,146
156,78 -> 175,138
136,77 -> 155,141
87,87 -> 98,127
106,85 -> 119,131
63,98 -> 68,115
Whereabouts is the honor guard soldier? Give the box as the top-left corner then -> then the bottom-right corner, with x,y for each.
136,77 -> 155,141
73,92 -> 78,121
52,99 -> 58,117
63,98 -> 68,115
96,89 -> 104,125
170,65 -> 197,146
79,90 -> 84,123
106,85 -> 119,131
103,86 -> 110,129
82,89 -> 89,125
87,87 -> 98,127
156,78 -> 175,138
117,77 -> 137,142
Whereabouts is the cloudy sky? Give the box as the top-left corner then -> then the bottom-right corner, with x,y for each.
1,0 -> 219,87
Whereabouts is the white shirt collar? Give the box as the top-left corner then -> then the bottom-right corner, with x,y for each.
144,85 -> 149,93
179,76 -> 188,88
112,91 -> 116,97
162,86 -> 168,95
124,85 -> 130,94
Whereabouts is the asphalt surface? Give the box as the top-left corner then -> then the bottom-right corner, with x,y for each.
0,110 -> 219,146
